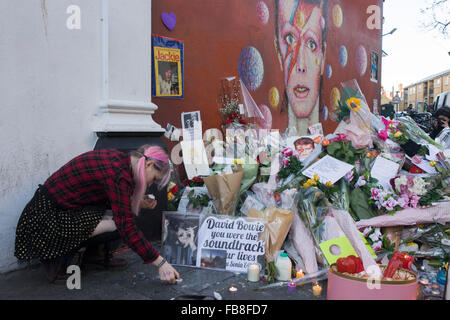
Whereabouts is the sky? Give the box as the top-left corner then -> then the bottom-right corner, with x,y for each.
381,0 -> 450,93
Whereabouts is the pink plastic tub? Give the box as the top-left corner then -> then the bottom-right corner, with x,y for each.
327,265 -> 418,300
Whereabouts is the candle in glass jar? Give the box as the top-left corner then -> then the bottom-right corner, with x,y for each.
312,282 -> 322,296
288,280 -> 296,293
247,264 -> 260,282
296,269 -> 304,278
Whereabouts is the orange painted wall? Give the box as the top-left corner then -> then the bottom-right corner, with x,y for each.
152,0 -> 383,145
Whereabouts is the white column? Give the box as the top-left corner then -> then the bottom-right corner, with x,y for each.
95,0 -> 164,133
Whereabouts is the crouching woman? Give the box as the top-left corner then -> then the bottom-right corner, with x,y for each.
14,144 -> 180,284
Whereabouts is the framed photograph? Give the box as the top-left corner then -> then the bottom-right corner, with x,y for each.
161,212 -> 200,267
152,35 -> 184,98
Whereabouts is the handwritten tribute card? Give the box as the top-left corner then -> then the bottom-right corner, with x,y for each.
302,155 -> 354,184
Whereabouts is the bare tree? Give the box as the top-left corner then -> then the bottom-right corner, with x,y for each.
420,0 -> 450,36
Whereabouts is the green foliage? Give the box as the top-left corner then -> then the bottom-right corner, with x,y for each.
278,155 -> 303,180
325,140 -> 365,164
265,261 -> 279,284
418,189 -> 444,207
187,189 -> 211,209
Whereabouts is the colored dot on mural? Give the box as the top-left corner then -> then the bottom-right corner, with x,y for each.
256,104 -> 273,129
330,87 -> 341,110
322,105 -> 329,121
355,45 -> 368,76
339,45 -> 348,67
256,1 -> 269,25
326,64 -> 332,79
238,46 -> 264,91
268,87 -> 280,109
332,4 -> 343,28
296,10 -> 305,28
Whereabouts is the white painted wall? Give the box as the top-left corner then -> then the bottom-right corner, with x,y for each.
0,0 -> 157,273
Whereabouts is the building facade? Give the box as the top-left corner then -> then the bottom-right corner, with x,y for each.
403,69 -> 450,112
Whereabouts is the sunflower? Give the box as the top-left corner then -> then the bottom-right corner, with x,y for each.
346,97 -> 361,112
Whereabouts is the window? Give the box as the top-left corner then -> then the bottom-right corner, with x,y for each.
436,79 -> 441,86
445,76 -> 449,86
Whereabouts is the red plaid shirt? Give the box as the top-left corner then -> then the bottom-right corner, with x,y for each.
44,149 -> 159,264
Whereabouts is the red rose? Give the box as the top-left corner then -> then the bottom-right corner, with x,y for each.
170,185 -> 178,194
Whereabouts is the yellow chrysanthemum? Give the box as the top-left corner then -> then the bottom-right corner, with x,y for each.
325,181 -> 333,187
394,131 -> 403,138
167,192 -> 174,201
234,158 -> 244,165
346,97 -> 361,112
303,179 -> 317,188
314,174 -> 320,181
429,161 -> 436,167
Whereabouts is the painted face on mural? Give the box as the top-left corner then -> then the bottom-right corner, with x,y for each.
277,0 -> 326,119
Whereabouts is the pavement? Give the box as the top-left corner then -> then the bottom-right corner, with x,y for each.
0,245 -> 327,301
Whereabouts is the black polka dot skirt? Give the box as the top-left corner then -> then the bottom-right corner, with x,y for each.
14,187 -> 105,262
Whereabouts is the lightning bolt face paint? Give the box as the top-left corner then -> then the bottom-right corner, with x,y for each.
277,0 -> 325,119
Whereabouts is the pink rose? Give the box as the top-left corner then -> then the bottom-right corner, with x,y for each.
281,158 -> 290,167
377,130 -> 388,141
281,148 -> 293,157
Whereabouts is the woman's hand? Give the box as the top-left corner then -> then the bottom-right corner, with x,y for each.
140,195 -> 157,209
158,262 -> 180,284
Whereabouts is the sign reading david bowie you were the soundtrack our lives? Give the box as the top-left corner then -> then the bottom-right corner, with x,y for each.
196,215 -> 265,273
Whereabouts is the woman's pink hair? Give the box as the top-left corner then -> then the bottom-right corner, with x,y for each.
131,145 -> 170,215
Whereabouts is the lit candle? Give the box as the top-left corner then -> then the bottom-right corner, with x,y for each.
229,286 -> 238,292
288,279 -> 296,293
247,264 -> 260,282
296,269 -> 304,278
312,282 -> 322,297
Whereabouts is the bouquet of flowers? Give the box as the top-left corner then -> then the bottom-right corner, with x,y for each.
369,186 -> 405,215
275,148 -> 306,193
321,133 -> 365,165
362,227 -> 396,255
167,182 -> 181,211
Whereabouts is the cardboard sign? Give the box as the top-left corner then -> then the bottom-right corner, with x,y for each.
196,215 -> 265,273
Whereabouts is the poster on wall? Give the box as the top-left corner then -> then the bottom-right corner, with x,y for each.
370,51 -> 379,83
196,215 -> 266,273
152,35 -> 184,98
161,212 -> 199,267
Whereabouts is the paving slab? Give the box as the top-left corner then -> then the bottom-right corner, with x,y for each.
0,249 -> 326,300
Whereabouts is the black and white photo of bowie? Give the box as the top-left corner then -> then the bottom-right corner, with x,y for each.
162,215 -> 198,267
157,61 -> 179,95
182,112 -> 200,130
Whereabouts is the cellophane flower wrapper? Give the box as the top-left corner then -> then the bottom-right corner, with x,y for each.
252,182 -> 277,208
331,208 -> 382,277
355,201 -> 450,228
397,117 -> 445,151
401,223 -> 450,249
294,188 -> 330,270
340,79 -> 375,149
177,186 -> 215,215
